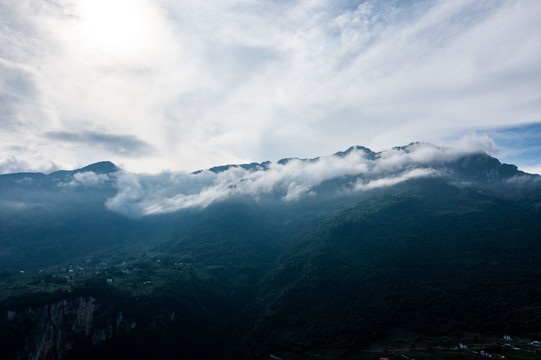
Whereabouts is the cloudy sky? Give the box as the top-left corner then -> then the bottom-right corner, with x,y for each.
1,0 -> 540,174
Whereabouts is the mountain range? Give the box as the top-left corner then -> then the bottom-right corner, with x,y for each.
1,143 -> 540,359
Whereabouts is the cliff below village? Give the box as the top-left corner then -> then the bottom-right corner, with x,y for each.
3,297 -> 136,360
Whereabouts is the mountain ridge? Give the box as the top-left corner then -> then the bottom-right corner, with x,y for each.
1,143 -> 541,359
1,143 -> 538,180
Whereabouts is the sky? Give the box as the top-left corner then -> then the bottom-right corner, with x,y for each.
1,0 -> 540,175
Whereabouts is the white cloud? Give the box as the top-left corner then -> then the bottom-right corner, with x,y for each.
0,155 -> 58,174
105,143 -> 481,217
448,134 -> 499,156
353,168 -> 439,191
61,171 -> 112,187
1,0 -> 540,173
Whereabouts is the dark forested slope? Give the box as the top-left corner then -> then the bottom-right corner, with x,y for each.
1,145 -> 541,359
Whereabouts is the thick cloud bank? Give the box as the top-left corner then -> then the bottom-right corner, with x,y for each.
105,143 -> 480,217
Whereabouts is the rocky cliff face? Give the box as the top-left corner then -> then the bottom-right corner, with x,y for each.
5,297 -> 136,360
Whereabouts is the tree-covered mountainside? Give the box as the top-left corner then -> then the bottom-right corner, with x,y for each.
242,179 -> 541,358
1,144 -> 541,359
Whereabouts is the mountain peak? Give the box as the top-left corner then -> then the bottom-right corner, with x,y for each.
48,161 -> 119,177
334,145 -> 376,159
79,161 -> 119,174
391,142 -> 439,152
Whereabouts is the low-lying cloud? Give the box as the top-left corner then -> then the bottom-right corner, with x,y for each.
353,168 -> 439,191
58,171 -> 112,188
105,143 -> 482,217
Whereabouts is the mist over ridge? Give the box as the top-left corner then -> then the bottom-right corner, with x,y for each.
3,141 -> 537,220
3,141 -> 524,219
105,142 -> 538,217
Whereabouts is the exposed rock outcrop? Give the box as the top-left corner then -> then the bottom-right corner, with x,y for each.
5,297 -> 136,360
